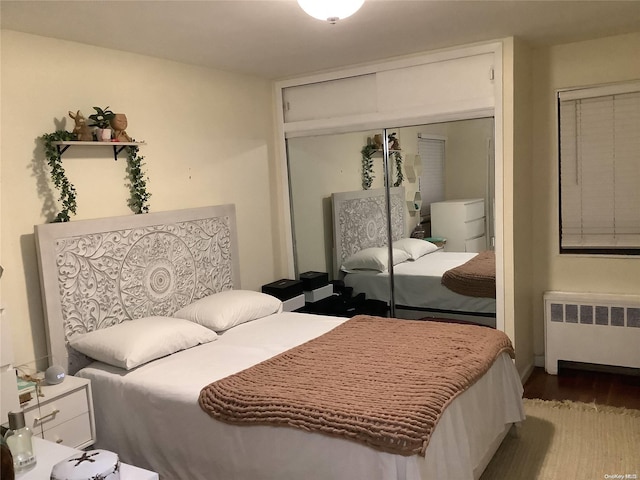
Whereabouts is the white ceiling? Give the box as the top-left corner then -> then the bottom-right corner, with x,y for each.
2,0 -> 640,79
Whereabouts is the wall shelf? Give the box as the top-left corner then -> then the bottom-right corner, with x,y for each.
53,141 -> 146,161
404,154 -> 422,183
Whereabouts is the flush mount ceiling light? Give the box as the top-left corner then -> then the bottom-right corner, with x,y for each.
297,0 -> 365,23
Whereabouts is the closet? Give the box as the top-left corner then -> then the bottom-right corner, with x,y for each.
276,42 -> 505,331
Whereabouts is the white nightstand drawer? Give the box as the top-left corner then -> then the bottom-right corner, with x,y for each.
464,199 -> 485,221
32,388 -> 88,430
42,412 -> 93,449
21,375 -> 95,450
464,217 -> 485,238
465,235 -> 487,253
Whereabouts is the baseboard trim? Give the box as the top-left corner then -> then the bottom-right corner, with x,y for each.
519,361 -> 535,384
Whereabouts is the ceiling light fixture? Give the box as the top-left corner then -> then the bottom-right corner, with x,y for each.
297,0 -> 365,24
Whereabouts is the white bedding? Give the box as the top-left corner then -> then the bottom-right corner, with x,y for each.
344,250 -> 496,314
77,312 -> 523,480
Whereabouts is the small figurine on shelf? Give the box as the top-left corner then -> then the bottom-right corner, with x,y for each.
68,111 -> 93,141
388,132 -> 400,150
110,113 -> 132,142
373,134 -> 384,150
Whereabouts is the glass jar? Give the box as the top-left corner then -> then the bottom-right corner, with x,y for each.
3,411 -> 36,473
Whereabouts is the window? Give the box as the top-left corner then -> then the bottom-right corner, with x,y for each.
558,81 -> 640,255
418,135 -> 446,219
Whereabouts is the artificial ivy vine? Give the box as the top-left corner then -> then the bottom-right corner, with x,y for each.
360,143 -> 404,190
393,151 -> 404,187
361,144 -> 376,190
42,132 -> 151,221
125,145 -> 151,214
43,131 -> 77,222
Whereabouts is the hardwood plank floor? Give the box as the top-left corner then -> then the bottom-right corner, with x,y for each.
523,365 -> 640,410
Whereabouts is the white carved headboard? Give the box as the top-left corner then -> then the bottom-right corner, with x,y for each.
35,204 -> 240,374
331,187 -> 406,274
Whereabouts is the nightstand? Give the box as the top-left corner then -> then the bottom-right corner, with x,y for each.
16,437 -> 158,480
21,375 -> 95,449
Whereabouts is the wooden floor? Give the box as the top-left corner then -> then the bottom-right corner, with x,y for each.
523,365 -> 640,410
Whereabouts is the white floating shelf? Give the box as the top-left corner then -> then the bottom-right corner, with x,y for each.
407,191 -> 422,215
52,141 -> 146,161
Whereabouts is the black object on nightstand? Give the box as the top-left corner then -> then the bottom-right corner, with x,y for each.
261,279 -> 303,300
299,271 -> 329,290
299,281 -> 388,318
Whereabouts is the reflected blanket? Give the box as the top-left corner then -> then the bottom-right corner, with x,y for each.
199,315 -> 513,456
441,250 -> 496,298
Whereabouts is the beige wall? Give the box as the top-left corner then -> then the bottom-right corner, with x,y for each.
0,31 -> 285,366
512,38 -> 534,375
531,32 -> 640,359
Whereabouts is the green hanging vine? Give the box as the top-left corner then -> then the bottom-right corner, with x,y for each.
361,144 -> 376,190
42,132 -> 151,221
393,151 -> 404,187
125,145 -> 151,214
361,143 -> 404,190
43,131 -> 77,222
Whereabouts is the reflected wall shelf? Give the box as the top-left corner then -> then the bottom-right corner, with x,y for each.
404,154 -> 422,183
407,191 -> 422,215
53,141 -> 146,161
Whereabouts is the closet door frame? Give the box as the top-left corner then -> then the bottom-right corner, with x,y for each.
274,42 -> 504,332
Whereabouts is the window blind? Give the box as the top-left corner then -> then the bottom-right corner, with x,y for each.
559,83 -> 640,252
418,137 -> 445,218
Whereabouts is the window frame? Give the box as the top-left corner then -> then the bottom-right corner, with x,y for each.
557,81 -> 640,256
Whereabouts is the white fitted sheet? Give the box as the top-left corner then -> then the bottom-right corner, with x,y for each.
344,251 -> 496,314
77,312 -> 523,480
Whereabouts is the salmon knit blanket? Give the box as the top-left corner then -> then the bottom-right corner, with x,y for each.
441,250 -> 496,298
199,315 -> 514,456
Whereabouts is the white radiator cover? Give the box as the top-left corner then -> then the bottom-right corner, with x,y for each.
544,291 -> 640,374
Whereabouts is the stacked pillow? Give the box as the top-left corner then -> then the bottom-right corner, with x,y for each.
341,238 -> 439,273
69,290 -> 283,370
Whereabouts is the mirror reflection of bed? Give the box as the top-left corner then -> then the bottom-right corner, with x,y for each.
287,118 -> 496,326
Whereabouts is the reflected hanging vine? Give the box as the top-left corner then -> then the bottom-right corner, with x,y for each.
361,144 -> 376,190
361,143 -> 403,190
393,151 -> 404,187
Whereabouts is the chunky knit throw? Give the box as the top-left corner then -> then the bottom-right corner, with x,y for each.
441,250 -> 496,298
199,315 -> 514,456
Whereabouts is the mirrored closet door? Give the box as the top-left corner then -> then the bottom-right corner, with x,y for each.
287,117 -> 496,325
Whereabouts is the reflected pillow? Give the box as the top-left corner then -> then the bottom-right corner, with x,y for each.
341,247 -> 410,273
173,290 -> 283,332
393,238 -> 439,260
69,316 -> 218,370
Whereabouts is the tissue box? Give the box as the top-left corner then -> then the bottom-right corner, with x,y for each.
261,279 -> 303,301
51,450 -> 120,480
299,271 -> 329,291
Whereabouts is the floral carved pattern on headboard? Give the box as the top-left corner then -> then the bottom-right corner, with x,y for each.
55,217 -> 233,341
336,191 -> 405,265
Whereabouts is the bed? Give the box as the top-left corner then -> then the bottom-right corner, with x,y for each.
332,188 -> 496,324
34,204 -> 524,480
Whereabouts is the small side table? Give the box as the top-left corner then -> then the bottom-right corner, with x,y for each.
16,436 -> 158,480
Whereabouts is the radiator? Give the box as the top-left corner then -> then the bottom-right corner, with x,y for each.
544,291 -> 640,374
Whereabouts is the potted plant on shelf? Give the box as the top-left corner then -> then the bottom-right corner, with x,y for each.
88,106 -> 115,141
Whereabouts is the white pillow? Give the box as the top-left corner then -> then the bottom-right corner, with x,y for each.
69,316 -> 217,370
341,247 -> 410,273
173,290 -> 283,332
393,238 -> 439,260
